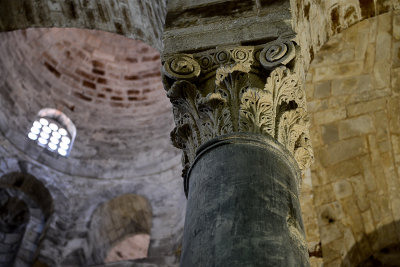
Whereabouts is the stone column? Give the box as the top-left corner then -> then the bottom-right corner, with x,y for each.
162,39 -> 313,266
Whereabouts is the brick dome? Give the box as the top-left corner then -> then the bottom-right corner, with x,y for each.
0,27 -> 180,179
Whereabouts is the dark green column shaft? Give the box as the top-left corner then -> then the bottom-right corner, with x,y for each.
181,133 -> 309,267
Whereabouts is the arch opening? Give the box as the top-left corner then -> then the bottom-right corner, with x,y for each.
88,194 -> 152,264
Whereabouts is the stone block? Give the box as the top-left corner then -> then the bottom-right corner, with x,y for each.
317,201 -> 343,227
320,223 -> 342,244
348,175 -> 369,212
394,13 -> 400,40
355,30 -> 370,60
338,115 -> 375,139
376,31 -> 392,61
313,49 -> 355,67
363,43 -> 375,73
328,95 -> 349,108
314,62 -> 363,82
326,158 -> 361,182
321,123 -> 339,144
391,134 -> 400,164
373,61 -> 391,89
307,99 -> 329,113
319,137 -> 368,167
331,77 -> 358,96
333,179 -> 353,199
392,41 -> 400,68
361,209 -> 375,235
313,107 -> 347,125
314,184 -> 336,206
324,258 -> 342,267
341,198 -> 364,236
314,81 -> 331,98
321,238 -> 346,263
305,82 -> 314,100
343,228 -> 356,251
392,67 -> 400,93
391,198 -> 400,221
388,97 -> 400,133
346,98 -> 386,117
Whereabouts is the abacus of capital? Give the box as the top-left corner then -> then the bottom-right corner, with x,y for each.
162,39 -> 313,266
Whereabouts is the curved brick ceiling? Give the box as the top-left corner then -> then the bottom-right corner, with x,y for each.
0,27 -> 180,179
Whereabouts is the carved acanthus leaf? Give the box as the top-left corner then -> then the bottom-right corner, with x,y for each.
239,89 -> 273,135
162,40 -> 314,180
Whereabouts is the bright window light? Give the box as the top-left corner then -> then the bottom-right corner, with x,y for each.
40,132 -> 50,139
42,126 -> 51,134
28,133 -> 38,140
52,131 -> 61,139
48,142 -> 57,150
58,148 -> 67,156
31,127 -> 40,135
38,137 -> 48,145
50,137 -> 60,144
59,128 -> 67,136
39,118 -> 49,126
33,121 -> 42,128
27,112 -> 75,157
61,136 -> 71,144
49,123 -> 58,131
59,142 -> 69,150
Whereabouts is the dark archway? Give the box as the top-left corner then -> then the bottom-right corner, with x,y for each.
0,173 -> 53,266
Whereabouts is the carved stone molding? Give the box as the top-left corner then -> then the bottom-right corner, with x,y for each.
162,38 -> 313,179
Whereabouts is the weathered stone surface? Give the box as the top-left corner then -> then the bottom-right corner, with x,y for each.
162,39 -> 313,178
338,115 -> 375,139
304,11 -> 400,267
182,134 -> 309,267
314,81 -> 331,99
333,180 -> 353,199
0,0 -> 166,51
346,98 -> 386,116
313,107 -> 346,125
163,0 -> 293,55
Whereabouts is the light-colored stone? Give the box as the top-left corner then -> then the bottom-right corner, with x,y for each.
314,62 -> 363,82
331,77 -> 358,96
314,81 -> 331,98
346,98 -> 386,117
313,107 -> 347,125
321,123 -> 339,144
319,137 -> 368,167
333,179 -> 353,199
338,115 -> 375,139
394,14 -> 400,40
361,210 -> 375,235
373,61 -> 391,89
320,223 -> 342,244
392,67 -> 400,93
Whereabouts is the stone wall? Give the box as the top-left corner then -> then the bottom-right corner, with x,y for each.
0,0 -> 166,51
0,132 -> 184,266
0,191 -> 29,267
163,0 -> 293,55
303,11 -> 400,267
292,0 -> 400,80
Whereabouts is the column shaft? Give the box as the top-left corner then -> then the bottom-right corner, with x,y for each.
181,133 -> 309,267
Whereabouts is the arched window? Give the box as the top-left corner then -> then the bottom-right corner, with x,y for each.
27,109 -> 76,157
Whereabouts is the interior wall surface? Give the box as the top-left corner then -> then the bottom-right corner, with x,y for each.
303,11 -> 400,267
0,132 -> 184,266
0,0 -> 167,51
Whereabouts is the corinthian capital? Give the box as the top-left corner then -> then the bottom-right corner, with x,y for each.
162,38 -> 313,181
